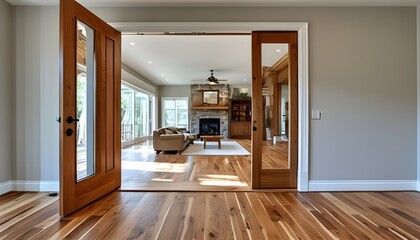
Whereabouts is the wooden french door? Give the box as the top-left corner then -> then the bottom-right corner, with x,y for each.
59,0 -> 121,217
251,32 -> 298,188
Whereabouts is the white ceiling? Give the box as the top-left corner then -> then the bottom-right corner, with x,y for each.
122,35 -> 289,85
123,35 -> 251,85
6,0 -> 420,6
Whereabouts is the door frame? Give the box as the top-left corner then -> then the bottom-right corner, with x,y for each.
111,22 -> 309,191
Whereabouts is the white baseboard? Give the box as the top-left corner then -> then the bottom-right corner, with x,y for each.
309,180 -> 417,192
12,181 -> 59,192
0,181 -> 12,195
417,180 -> 420,192
298,171 -> 309,192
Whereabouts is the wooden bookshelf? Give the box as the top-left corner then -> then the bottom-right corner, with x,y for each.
229,99 -> 251,139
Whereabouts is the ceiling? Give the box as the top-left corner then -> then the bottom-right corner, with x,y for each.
6,0 -> 420,6
122,35 -> 288,85
8,0 -> 418,85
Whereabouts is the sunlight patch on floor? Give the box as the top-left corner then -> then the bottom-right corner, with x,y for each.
152,178 -> 174,182
196,174 -> 239,180
197,174 -> 246,187
199,180 -> 248,187
122,161 -> 187,173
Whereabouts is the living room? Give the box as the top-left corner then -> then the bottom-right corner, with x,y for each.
120,34 -> 255,190
118,32 -> 298,190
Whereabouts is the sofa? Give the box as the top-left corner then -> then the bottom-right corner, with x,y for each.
153,127 -> 196,154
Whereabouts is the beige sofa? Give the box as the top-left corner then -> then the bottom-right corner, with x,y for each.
153,127 -> 195,154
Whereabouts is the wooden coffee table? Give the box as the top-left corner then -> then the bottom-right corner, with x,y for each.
201,135 -> 222,149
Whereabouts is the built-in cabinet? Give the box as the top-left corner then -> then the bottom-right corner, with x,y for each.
229,99 -> 251,139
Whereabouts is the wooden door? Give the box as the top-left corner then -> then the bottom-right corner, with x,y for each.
59,0 -> 121,217
251,32 -> 298,188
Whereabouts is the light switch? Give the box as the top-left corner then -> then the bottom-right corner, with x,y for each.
312,109 -> 322,120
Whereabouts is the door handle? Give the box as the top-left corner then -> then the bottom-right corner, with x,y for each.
253,126 -> 257,131
66,116 -> 79,124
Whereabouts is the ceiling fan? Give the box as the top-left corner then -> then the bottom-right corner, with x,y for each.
193,70 -> 228,84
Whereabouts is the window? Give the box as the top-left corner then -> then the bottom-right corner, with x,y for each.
162,97 -> 188,129
121,82 -> 155,143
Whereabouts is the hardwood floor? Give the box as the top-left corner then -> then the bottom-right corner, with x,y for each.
121,139 -> 253,191
1,191 -> 419,239
121,139 -> 288,191
261,141 -> 288,169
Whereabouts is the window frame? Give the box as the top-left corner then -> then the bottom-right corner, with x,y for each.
121,81 -> 155,146
161,97 -> 189,129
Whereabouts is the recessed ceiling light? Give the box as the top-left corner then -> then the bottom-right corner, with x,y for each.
148,61 -> 152,64
243,79 -> 248,81
161,74 -> 165,77
129,42 -> 135,46
276,49 -> 281,52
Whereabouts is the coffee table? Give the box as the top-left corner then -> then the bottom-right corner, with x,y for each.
201,135 -> 222,149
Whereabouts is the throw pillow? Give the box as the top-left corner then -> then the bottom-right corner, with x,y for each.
165,129 -> 173,135
167,127 -> 178,134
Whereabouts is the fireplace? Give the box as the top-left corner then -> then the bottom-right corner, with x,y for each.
199,118 -> 220,136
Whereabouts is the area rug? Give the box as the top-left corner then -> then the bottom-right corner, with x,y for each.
181,140 -> 250,156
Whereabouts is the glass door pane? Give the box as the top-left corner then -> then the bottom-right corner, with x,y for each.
76,20 -> 96,181
261,43 -> 290,169
121,86 -> 134,141
134,91 -> 149,138
176,100 -> 188,128
163,100 -> 176,127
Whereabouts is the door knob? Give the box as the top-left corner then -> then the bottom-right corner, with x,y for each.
66,116 -> 79,124
253,126 -> 257,131
66,128 -> 74,136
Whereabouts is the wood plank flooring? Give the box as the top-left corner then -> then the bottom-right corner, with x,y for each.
0,191 -> 419,239
121,139 -> 288,191
121,139 -> 253,191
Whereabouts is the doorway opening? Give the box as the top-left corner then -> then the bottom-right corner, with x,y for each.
118,30 -> 301,191
120,33 -> 254,191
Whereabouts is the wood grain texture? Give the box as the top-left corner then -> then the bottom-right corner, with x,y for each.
121,139 -> 253,191
60,0 -> 121,217
0,191 -> 418,239
119,139 -> 286,191
252,31 -> 298,189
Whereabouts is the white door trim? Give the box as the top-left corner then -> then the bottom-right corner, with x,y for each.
110,22 -> 309,191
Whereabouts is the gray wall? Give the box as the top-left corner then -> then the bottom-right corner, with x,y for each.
92,6 -> 418,181
11,6 -> 59,181
158,85 -> 191,128
122,64 -> 158,95
0,0 -> 11,183
418,5 -> 420,190
10,6 -> 417,183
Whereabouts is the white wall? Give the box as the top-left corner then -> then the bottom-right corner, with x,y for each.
9,6 -> 418,187
92,7 -> 417,182
11,6 -> 59,182
0,0 -> 11,185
